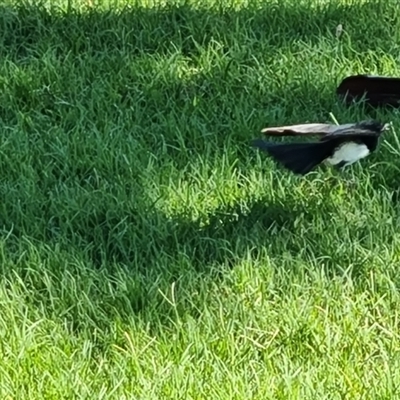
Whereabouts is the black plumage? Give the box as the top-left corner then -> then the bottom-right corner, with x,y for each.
252,120 -> 389,175
337,75 -> 400,107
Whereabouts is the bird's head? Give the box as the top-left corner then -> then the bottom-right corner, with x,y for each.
358,120 -> 391,134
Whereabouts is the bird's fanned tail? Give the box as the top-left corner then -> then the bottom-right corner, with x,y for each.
251,140 -> 332,175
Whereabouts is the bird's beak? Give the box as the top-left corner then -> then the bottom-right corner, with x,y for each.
383,122 -> 392,132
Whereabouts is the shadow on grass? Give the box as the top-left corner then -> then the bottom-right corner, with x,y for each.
0,1 -> 395,136
1,1 -> 395,62
0,0 -> 399,331
2,177 -> 355,275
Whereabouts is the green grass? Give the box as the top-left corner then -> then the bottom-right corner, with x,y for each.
2,0 -> 400,398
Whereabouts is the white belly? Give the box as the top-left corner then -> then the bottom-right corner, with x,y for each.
326,142 -> 370,166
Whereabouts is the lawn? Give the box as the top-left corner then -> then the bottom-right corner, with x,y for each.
1,0 -> 400,398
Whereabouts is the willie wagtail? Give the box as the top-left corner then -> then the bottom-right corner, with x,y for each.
251,120 -> 389,175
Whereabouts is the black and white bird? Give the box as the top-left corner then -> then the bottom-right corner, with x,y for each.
251,120 -> 389,175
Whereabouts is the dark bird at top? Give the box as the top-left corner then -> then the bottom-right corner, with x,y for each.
337,75 -> 400,108
251,120 -> 390,175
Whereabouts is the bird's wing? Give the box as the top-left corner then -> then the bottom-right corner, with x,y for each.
261,121 -> 389,138
322,122 -> 390,139
261,123 -> 349,137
